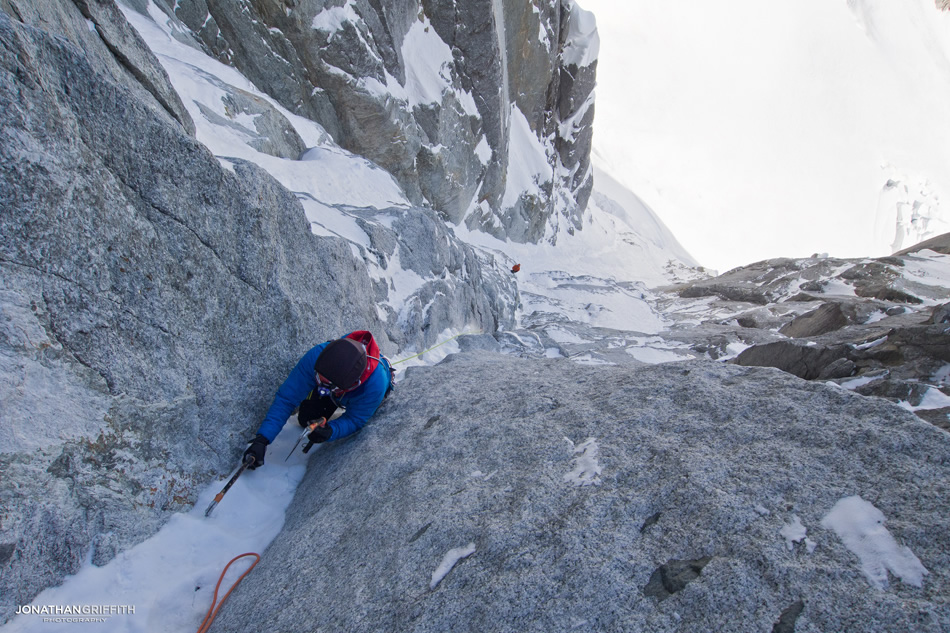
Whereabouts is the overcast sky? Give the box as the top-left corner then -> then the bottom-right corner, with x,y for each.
578,0 -> 950,272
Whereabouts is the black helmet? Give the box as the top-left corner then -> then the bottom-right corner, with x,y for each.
314,338 -> 367,390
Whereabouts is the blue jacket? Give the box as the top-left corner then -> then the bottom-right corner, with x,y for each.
257,340 -> 391,444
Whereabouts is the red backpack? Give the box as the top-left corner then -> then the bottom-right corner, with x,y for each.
344,331 -> 395,397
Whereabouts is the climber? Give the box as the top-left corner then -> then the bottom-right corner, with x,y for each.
243,331 -> 393,469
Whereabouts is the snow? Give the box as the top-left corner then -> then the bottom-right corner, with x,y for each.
455,161 -> 693,351
1,424 -> 310,633
545,326 -> 589,345
780,515 -> 816,553
429,543 -> 476,590
298,198 -> 371,246
578,0 -> 950,272
502,105 -> 552,208
568,353 -> 612,366
385,328 -> 466,375
625,346 -> 684,364
401,16 -> 455,108
121,5 -> 411,216
853,336 -> 888,351
835,373 -> 887,391
474,136 -> 492,165
311,2 -> 359,34
821,495 -> 928,590
721,341 -> 752,361
900,386 -> 950,412
560,2 -> 599,68
564,437 -> 602,486
898,249 -> 950,301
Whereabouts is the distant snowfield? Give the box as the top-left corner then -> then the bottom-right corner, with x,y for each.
580,0 -> 950,272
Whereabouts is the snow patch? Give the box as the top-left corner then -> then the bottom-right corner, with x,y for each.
311,2 -> 359,34
474,136 -> 492,165
560,2 -> 599,67
502,105 -> 552,208
564,437 -> 602,486
853,336 -> 888,351
821,495 -> 928,590
1,423 -> 311,632
835,373 -> 885,391
780,515 -> 816,553
429,543 -> 476,590
625,346 -> 684,364
899,386 -> 950,412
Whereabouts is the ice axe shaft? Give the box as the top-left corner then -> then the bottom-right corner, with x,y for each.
285,418 -> 326,461
204,455 -> 254,517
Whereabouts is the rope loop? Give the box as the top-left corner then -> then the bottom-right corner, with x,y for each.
196,552 -> 260,633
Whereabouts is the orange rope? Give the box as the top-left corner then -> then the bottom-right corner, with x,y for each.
196,552 -> 261,633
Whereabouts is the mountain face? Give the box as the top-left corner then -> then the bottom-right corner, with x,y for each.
0,0 -> 531,618
160,0 -> 597,242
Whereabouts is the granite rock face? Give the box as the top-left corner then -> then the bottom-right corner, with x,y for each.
3,0 -> 194,135
214,352 -> 950,633
0,6 -> 515,620
155,0 -> 597,242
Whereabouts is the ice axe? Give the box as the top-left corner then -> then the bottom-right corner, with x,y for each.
204,454 -> 255,517
285,418 -> 326,461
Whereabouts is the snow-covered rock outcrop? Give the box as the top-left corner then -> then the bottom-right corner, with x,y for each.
652,235 -> 950,429
213,352 -> 950,633
159,0 -> 597,242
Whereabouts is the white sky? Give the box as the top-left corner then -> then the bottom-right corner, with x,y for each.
578,0 -> 950,272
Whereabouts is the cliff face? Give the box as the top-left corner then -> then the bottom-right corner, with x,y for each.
162,0 -> 597,242
0,0 -> 520,619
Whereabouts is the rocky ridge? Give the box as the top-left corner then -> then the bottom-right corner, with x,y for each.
662,235 -> 950,430
498,234 -> 950,432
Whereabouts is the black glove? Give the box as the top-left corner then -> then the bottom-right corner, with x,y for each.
298,396 -> 336,427
244,434 -> 269,469
307,424 -> 333,444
